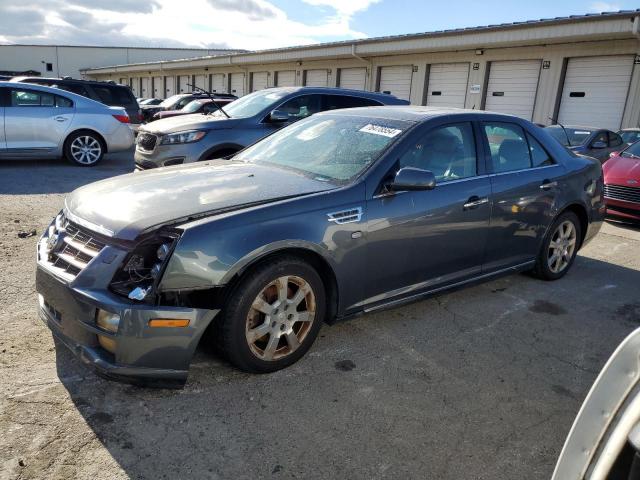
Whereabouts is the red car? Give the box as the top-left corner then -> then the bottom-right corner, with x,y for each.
152,98 -> 234,121
603,140 -> 640,222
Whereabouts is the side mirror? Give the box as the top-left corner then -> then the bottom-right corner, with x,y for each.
268,110 -> 290,123
591,141 -> 607,149
389,167 -> 436,192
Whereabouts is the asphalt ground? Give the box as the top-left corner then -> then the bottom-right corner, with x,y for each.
1,151 -> 639,479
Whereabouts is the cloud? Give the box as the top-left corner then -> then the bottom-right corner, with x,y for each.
0,0 -> 374,50
589,1 -> 621,12
207,0 -> 277,20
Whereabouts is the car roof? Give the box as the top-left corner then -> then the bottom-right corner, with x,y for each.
619,128 -> 640,132
11,76 -> 128,87
547,125 -> 603,131
314,105 -> 526,122
253,86 -> 409,104
0,80 -> 117,108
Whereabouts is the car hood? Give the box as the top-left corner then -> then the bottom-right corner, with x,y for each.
604,155 -> 640,184
64,161 -> 335,241
139,113 -> 238,133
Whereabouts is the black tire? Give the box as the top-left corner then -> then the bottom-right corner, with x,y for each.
64,131 -> 105,166
532,211 -> 581,281
218,256 -> 326,373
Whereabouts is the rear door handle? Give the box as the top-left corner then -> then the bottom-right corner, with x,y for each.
540,180 -> 558,190
54,116 -> 68,122
463,196 -> 489,210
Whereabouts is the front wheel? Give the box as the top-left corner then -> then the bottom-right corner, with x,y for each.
532,211 -> 581,280
218,256 -> 326,373
64,132 -> 104,166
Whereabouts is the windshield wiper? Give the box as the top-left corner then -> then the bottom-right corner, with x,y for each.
187,84 -> 230,119
549,116 -> 572,146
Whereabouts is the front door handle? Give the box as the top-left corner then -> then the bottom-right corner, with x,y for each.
54,116 -> 68,122
540,180 -> 558,190
463,196 -> 489,210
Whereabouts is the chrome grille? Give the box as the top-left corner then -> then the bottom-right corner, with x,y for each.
41,214 -> 106,280
136,133 -> 157,152
604,184 -> 640,204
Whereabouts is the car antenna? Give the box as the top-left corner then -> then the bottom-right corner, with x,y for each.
549,116 -> 571,146
187,83 -> 230,119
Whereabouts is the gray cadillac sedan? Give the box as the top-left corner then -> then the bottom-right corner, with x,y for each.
133,86 -> 408,169
37,106 -> 605,387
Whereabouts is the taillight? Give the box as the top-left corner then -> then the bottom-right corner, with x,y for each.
112,114 -> 130,124
137,109 -> 143,122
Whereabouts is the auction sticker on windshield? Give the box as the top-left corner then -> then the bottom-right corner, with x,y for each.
359,124 -> 403,138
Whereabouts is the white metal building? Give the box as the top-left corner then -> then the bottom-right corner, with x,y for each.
83,10 -> 640,129
0,44 -> 242,81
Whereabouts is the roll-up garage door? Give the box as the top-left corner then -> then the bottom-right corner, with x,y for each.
305,69 -> 328,87
230,73 -> 245,96
165,76 -> 175,97
275,70 -> 295,87
484,60 -> 541,120
338,68 -> 366,90
378,65 -> 413,101
152,76 -> 162,98
140,77 -> 150,98
119,77 -> 128,85
557,55 -> 635,130
211,74 -> 226,93
251,72 -> 269,92
194,74 -> 206,91
130,78 -> 140,96
178,75 -> 190,93
426,63 -> 469,108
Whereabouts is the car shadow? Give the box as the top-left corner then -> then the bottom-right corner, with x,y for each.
54,254 -> 640,479
0,150 -> 134,195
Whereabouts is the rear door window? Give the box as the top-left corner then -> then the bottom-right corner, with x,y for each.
10,89 -> 55,107
323,95 -> 382,111
526,133 -> 554,167
59,84 -> 90,98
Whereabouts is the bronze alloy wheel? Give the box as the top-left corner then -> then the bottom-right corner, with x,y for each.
245,275 -> 316,361
547,220 -> 578,274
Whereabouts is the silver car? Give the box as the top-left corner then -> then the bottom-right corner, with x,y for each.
0,81 -> 134,166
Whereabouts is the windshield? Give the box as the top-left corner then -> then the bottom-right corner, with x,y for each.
183,100 -> 204,113
159,95 -> 183,108
546,126 -> 595,146
212,89 -> 291,119
620,130 -> 640,145
622,141 -> 640,159
234,114 -> 410,183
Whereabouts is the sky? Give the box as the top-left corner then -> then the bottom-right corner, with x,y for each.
0,0 -> 637,51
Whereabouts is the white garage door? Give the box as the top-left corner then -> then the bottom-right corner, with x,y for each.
152,76 -> 162,98
426,63 -> 469,108
211,74 -> 226,93
194,74 -> 206,91
305,69 -> 328,87
165,76 -> 175,97
178,75 -> 190,93
140,77 -> 150,98
119,77 -> 128,85
251,71 -> 269,92
230,73 -> 245,96
558,55 -> 635,130
484,60 -> 541,120
378,65 -> 413,101
338,68 -> 366,90
130,78 -> 140,96
276,70 -> 296,87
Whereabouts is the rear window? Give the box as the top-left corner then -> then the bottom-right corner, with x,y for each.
92,86 -> 136,106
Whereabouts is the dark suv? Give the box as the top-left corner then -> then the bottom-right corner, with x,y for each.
12,76 -> 142,128
135,87 -> 409,169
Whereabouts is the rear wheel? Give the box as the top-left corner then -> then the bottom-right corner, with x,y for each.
218,256 -> 325,373
64,131 -> 104,166
532,211 -> 581,280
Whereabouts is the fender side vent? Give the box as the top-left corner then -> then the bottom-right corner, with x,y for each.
327,207 -> 363,224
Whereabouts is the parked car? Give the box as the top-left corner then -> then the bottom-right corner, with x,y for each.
603,140 -> 640,222
12,76 -> 143,128
151,97 -> 235,121
552,327 -> 640,480
134,87 -> 410,169
545,125 -> 624,162
138,98 -> 162,106
0,81 -> 133,166
140,93 -> 236,122
618,127 -> 640,146
37,107 -> 604,386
